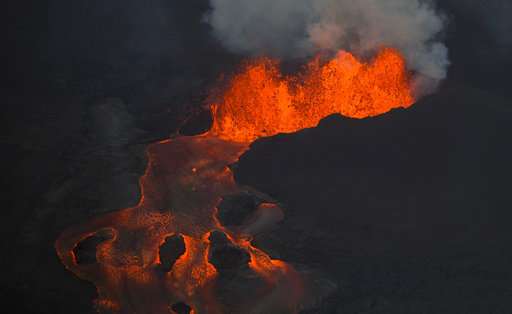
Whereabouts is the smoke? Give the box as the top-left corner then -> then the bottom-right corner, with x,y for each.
205,0 -> 449,95
242,203 -> 285,236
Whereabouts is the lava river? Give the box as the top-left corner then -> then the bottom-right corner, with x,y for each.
55,48 -> 414,314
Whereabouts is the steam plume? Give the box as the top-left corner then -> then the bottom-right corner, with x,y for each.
205,0 -> 449,95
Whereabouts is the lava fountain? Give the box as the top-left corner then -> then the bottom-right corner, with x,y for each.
55,48 -> 414,314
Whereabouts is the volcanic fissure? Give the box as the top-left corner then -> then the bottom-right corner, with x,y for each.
55,48 -> 414,314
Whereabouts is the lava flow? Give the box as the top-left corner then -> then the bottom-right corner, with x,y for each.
55,48 -> 414,314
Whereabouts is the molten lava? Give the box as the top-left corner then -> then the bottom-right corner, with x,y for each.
55,47 -> 414,314
210,48 -> 413,142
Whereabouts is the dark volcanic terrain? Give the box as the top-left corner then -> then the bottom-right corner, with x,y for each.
4,0 -> 512,313
4,82 -> 512,314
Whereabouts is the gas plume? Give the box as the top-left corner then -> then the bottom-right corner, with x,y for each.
205,0 -> 449,95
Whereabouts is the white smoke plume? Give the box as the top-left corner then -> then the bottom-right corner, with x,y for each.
205,0 -> 449,95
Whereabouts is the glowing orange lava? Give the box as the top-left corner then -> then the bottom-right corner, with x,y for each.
55,47 -> 415,314
210,48 -> 414,142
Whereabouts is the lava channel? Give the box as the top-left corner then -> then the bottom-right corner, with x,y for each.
55,47 -> 414,314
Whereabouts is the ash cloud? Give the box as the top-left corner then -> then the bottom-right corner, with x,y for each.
205,0 -> 450,95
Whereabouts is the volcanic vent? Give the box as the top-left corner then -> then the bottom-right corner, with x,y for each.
56,48 -> 414,313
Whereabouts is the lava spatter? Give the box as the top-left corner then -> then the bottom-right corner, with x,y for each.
55,47 -> 414,313
210,48 -> 413,142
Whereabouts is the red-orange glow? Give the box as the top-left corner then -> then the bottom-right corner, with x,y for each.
95,299 -> 120,312
212,209 -> 286,282
210,48 -> 414,142
169,234 -> 217,296
240,239 -> 288,282
55,47 -> 416,313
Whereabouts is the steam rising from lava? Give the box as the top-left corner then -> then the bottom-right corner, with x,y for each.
55,4 -> 421,309
205,0 -> 449,94
44,1 -> 459,314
